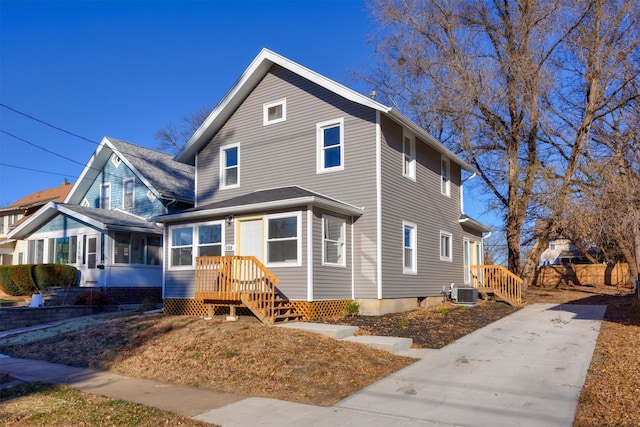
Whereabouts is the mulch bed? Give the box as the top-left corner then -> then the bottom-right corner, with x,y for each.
322,300 -> 520,348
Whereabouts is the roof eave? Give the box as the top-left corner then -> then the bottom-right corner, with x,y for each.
386,110 -> 476,174
155,196 -> 364,223
175,48 -> 390,165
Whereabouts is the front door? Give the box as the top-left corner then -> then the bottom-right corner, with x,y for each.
239,219 -> 264,263
80,234 -> 104,286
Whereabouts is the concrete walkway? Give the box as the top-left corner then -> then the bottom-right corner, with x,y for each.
1,303 -> 606,427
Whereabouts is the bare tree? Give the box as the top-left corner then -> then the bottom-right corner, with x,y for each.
366,0 -> 640,289
154,106 -> 211,155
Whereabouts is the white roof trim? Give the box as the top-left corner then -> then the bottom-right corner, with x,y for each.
175,48 -> 475,173
156,196 -> 364,223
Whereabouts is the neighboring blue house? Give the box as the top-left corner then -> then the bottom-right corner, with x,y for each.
9,137 -> 194,302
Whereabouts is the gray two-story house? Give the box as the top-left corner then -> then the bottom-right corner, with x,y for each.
9,137 -> 194,303
157,49 -> 489,318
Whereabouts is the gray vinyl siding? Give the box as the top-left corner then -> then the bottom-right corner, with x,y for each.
311,207 -> 352,301
163,208 -> 309,300
379,115 -> 465,298
195,65 -> 379,299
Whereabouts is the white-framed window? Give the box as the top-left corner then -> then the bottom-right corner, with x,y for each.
440,231 -> 453,261
403,134 -> 416,180
263,99 -> 286,125
403,222 -> 417,274
323,215 -> 346,266
266,213 -> 301,266
220,143 -> 240,189
549,240 -> 556,251
168,222 -> 223,269
27,239 -> 45,264
441,155 -> 451,196
55,236 -> 78,264
100,183 -> 111,209
114,233 -> 162,265
111,155 -> 121,167
316,118 -> 344,173
123,178 -> 135,209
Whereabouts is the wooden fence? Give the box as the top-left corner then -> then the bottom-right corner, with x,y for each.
535,263 -> 632,288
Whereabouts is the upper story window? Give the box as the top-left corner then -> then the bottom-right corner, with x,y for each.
441,155 -> 451,197
0,216 -> 4,234
440,231 -> 452,262
220,144 -> 240,189
317,118 -> 344,173
323,215 -> 346,266
100,183 -> 111,209
123,178 -> 135,209
549,240 -> 556,251
403,222 -> 417,274
169,221 -> 223,269
266,213 -> 301,266
263,99 -> 286,125
403,135 -> 416,180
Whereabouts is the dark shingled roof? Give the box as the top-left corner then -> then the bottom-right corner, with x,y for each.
61,204 -> 161,234
107,137 -> 194,203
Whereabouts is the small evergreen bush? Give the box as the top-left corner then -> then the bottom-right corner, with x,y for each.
0,266 -> 18,296
8,265 -> 38,295
34,264 -> 77,288
344,299 -> 360,317
0,264 -> 78,296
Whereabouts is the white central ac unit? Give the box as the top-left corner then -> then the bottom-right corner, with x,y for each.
451,287 -> 478,304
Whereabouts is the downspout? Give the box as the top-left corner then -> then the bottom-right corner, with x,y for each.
307,204 -> 313,302
375,111 -> 382,300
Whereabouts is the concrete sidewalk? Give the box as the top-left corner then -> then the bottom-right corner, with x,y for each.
1,303 -> 606,427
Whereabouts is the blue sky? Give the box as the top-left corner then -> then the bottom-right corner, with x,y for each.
0,0 -> 493,225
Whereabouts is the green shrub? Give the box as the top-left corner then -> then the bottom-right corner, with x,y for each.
344,300 -> 360,317
34,264 -> 77,289
8,265 -> 38,295
0,264 -> 78,296
74,290 -> 113,306
0,266 -> 18,296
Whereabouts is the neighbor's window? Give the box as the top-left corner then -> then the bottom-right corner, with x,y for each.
220,144 -> 239,189
440,231 -> 452,261
403,135 -> 416,180
100,183 -> 111,209
266,214 -> 300,265
441,156 -> 451,196
123,178 -> 135,209
549,240 -> 556,251
323,215 -> 346,266
317,118 -> 344,172
263,99 -> 286,125
403,222 -> 417,273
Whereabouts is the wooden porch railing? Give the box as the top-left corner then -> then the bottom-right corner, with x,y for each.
470,265 -> 524,306
195,256 -> 279,323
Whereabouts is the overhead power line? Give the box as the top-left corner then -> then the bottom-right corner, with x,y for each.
0,163 -> 73,178
0,103 -> 100,145
1,130 -> 87,167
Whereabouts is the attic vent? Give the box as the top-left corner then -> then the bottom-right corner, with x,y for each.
111,155 -> 121,167
147,190 -> 156,202
81,198 -> 90,207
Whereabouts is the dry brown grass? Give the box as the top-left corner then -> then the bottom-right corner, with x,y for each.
1,284 -> 638,426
